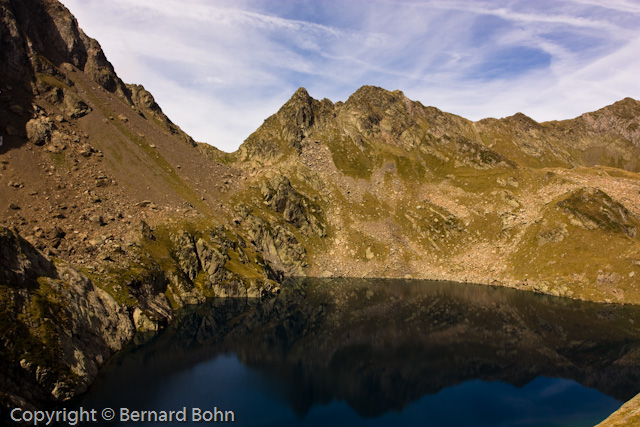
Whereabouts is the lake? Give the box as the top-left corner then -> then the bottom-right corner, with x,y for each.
78,278 -> 640,426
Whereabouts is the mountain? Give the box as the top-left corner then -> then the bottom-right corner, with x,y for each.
226,86 -> 640,299
2,0 -> 640,418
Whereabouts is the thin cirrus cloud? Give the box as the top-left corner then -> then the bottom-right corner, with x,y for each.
60,0 -> 640,152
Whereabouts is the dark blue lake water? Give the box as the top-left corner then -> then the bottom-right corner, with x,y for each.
78,278 -> 640,426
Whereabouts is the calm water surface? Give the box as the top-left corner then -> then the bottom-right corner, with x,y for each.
79,278 -> 640,426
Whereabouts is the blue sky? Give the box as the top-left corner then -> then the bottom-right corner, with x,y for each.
60,0 -> 640,152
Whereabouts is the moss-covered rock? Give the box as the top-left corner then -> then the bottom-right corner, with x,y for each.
558,188 -> 639,238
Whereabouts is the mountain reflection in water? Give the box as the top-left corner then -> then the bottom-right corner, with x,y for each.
80,278 -> 640,426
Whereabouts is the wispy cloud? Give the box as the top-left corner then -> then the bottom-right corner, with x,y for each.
426,0 -> 621,31
566,0 -> 640,14
61,0 -> 640,152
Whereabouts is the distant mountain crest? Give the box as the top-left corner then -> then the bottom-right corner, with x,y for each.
235,85 -> 640,172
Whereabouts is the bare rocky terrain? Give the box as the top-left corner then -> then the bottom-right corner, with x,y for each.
2,0 -> 640,422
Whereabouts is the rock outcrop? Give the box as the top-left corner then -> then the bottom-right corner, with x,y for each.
0,227 -> 134,406
260,175 -> 326,238
597,392 -> 640,427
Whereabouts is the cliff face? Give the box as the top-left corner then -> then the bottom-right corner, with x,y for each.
2,0 -> 640,416
0,227 -> 133,405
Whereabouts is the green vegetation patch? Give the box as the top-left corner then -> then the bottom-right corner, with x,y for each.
48,151 -> 68,170
326,131 -> 377,179
36,73 -> 69,90
225,249 -> 262,282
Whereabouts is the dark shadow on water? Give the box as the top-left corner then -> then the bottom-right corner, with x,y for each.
78,278 -> 640,425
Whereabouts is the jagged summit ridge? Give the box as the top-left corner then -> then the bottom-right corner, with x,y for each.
236,85 -> 640,172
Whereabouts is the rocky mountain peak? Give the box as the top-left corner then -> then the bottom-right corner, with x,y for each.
503,112 -> 542,130
275,86 -> 320,130
344,85 -> 406,110
290,87 -> 313,103
237,87 -> 337,164
0,0 -> 130,100
581,97 -> 640,146
612,97 -> 640,110
237,84 -> 640,174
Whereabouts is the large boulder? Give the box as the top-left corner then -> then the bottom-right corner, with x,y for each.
62,89 -> 91,118
25,116 -> 54,146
